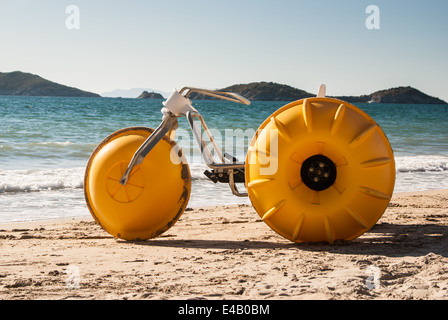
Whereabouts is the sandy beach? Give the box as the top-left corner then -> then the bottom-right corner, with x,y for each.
0,189 -> 447,300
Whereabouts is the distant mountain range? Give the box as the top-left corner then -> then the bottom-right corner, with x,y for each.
0,71 -> 100,97
0,72 -> 446,104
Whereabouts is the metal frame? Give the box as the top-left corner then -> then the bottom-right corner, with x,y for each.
119,112 -> 177,186
119,87 -> 250,197
180,87 -> 251,105
186,110 -> 247,197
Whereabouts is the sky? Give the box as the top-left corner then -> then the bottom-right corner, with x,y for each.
0,0 -> 447,100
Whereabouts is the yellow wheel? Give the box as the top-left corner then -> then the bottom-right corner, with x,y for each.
84,127 -> 191,240
246,98 -> 395,244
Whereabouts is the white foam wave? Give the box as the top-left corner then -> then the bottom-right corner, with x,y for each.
0,164 -> 209,195
395,155 -> 448,173
0,167 -> 84,194
189,162 -> 209,180
0,155 -> 446,195
31,141 -> 73,146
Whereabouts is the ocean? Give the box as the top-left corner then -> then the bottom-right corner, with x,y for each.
0,96 -> 447,223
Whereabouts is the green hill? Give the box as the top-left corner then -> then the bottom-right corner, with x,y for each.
336,86 -> 447,104
220,82 -> 315,101
190,81 -> 446,104
0,71 -> 100,97
189,82 -> 314,101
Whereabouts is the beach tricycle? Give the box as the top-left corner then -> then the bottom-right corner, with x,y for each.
84,85 -> 395,244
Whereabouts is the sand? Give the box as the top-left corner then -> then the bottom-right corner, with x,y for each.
0,189 -> 447,300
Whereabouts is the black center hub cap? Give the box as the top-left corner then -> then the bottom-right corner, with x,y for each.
301,155 -> 337,191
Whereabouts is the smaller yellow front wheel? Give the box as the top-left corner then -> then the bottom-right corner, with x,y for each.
84,127 -> 191,241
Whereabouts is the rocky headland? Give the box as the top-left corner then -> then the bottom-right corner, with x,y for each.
0,71 -> 100,98
137,91 -> 164,99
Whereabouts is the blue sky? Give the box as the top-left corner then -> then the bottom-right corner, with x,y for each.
0,0 -> 447,100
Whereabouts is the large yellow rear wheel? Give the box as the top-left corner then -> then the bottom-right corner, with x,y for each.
246,98 -> 395,244
84,127 -> 191,241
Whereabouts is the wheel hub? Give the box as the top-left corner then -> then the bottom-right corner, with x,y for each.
301,155 -> 337,191
106,161 -> 144,203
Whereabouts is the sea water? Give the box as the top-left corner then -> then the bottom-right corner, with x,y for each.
0,96 -> 447,223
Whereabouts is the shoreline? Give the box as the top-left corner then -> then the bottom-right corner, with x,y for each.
1,189 -> 447,300
0,189 -> 445,229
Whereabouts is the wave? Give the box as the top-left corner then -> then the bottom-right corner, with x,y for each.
0,163 -> 212,195
0,155 -> 446,195
189,162 -> 210,181
0,167 -> 84,194
31,141 -> 73,146
395,155 -> 448,173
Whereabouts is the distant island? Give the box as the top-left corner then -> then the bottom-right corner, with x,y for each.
102,88 -> 170,99
0,71 -> 100,97
1,72 -> 446,104
137,91 -> 164,99
191,82 -> 447,104
336,86 -> 447,104
188,82 -> 314,101
219,82 -> 315,101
